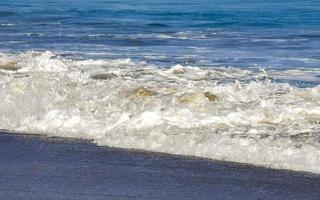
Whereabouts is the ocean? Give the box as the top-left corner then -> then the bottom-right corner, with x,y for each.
0,0 -> 320,173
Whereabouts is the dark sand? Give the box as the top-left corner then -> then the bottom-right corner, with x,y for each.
0,131 -> 319,200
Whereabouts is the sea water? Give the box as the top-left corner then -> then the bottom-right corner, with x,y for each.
0,0 -> 320,173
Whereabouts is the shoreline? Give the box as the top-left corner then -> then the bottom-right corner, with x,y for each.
2,130 -> 320,175
1,130 -> 319,176
0,131 -> 319,199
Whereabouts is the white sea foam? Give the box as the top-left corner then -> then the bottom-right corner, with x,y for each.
269,69 -> 320,82
0,51 -> 320,173
86,32 -> 211,40
0,23 -> 15,26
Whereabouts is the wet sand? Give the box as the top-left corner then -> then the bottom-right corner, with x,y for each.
0,131 -> 319,200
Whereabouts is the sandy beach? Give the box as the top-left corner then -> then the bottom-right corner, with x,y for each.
0,131 -> 319,200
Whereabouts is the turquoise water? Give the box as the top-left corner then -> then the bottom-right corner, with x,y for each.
1,0 -> 320,68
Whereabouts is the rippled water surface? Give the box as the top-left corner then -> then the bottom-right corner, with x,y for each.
1,0 -> 320,69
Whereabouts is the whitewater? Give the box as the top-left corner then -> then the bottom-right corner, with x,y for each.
0,51 -> 320,173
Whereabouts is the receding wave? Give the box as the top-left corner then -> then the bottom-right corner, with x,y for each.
0,51 -> 320,173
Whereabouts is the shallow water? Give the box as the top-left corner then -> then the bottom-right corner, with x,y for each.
0,0 -> 320,173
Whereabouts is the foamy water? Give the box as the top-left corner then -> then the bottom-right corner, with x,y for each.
0,51 -> 320,173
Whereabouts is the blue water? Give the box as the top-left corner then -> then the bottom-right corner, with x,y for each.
1,0 -> 320,69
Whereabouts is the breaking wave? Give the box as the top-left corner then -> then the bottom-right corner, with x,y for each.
0,51 -> 320,173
